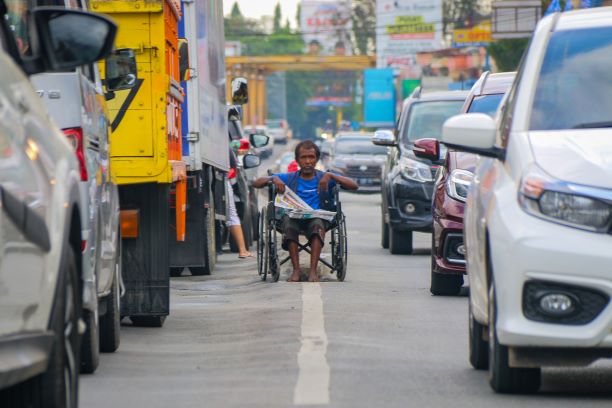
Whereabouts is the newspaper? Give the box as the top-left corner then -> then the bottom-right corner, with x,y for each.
274,186 -> 336,222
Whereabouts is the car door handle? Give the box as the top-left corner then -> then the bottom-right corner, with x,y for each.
0,185 -> 51,252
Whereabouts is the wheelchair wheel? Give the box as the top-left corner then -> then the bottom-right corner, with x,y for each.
333,215 -> 348,282
268,220 -> 280,282
257,207 -> 268,281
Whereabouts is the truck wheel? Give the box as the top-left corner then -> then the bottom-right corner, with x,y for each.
469,300 -> 488,370
488,283 -> 540,393
99,257 -> 121,353
170,267 -> 183,277
389,228 -> 413,255
80,308 -> 99,373
41,245 -> 81,408
242,208 -> 253,249
381,216 -> 389,249
131,315 -> 166,328
199,192 -> 217,275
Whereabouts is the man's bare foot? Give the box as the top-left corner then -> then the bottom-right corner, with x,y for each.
287,271 -> 301,282
307,274 -> 320,282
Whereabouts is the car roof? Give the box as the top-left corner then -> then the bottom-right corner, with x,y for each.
473,72 -> 516,96
554,7 -> 612,31
402,90 -> 469,110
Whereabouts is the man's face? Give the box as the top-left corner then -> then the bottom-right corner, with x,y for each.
296,148 -> 318,175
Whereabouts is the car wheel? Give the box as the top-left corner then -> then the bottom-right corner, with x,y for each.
488,283 -> 541,393
170,267 -> 183,277
41,246 -> 81,408
381,216 -> 389,249
80,307 -> 99,373
430,262 -> 463,296
99,258 -> 121,353
469,300 -> 488,370
389,227 -> 413,255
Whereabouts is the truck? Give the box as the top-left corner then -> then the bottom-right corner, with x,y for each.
92,0 -> 241,327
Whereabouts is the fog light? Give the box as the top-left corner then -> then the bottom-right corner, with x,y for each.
456,244 -> 466,256
539,293 -> 574,316
404,203 -> 416,213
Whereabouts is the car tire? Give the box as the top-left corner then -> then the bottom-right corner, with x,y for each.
469,300 -> 488,370
170,267 -> 183,277
389,227 -> 413,255
381,216 -> 389,249
99,259 -> 121,353
488,283 -> 541,393
242,207 -> 253,250
80,308 -> 99,374
41,245 -> 81,408
131,315 -> 166,328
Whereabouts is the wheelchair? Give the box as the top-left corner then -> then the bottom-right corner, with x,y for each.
257,183 -> 347,282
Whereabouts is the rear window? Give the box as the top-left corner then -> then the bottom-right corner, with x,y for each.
467,94 -> 504,117
530,27 -> 612,130
401,100 -> 464,146
335,138 -> 388,155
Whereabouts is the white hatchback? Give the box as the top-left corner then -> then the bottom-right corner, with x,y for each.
442,8 -> 612,394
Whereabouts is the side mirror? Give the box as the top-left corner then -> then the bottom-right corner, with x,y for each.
105,48 -> 137,91
372,129 -> 397,147
231,77 -> 248,105
228,105 -> 242,121
243,154 -> 261,169
413,138 -> 440,161
178,39 -> 190,81
32,7 -> 117,73
442,113 -> 503,159
249,133 -> 269,148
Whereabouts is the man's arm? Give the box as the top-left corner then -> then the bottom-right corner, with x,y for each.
252,175 -> 286,193
319,172 -> 359,192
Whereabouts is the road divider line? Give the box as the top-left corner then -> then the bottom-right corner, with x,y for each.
293,283 -> 330,405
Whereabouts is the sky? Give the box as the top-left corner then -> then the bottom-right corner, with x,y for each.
222,0 -> 301,27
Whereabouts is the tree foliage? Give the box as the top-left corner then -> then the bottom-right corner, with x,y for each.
273,3 -> 281,34
351,0 -> 376,55
488,39 -> 530,71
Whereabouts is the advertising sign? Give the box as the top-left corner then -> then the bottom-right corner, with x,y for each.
452,21 -> 492,47
376,0 -> 443,69
364,69 -> 396,128
301,0 -> 353,56
306,72 -> 356,108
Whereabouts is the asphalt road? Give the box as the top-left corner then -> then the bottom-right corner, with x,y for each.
81,144 -> 612,408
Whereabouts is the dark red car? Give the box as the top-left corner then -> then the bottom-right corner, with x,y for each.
412,71 -> 516,295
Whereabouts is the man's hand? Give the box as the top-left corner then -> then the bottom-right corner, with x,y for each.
272,176 -> 286,194
318,172 -> 334,193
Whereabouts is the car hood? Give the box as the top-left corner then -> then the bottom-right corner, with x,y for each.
333,154 -> 386,165
529,130 -> 612,189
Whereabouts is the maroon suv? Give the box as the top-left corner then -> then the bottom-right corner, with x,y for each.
412,71 -> 516,296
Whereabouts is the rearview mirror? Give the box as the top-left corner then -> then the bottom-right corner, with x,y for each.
32,7 -> 117,72
413,138 -> 440,161
442,113 -> 503,159
372,129 -> 397,147
243,154 -> 261,169
231,77 -> 248,105
249,133 -> 269,148
105,48 -> 137,91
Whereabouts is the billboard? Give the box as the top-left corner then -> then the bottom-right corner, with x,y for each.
376,0 -> 443,69
364,69 -> 396,128
453,21 -> 492,47
301,0 -> 353,56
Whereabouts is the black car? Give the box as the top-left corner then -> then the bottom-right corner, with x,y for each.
373,89 -> 468,254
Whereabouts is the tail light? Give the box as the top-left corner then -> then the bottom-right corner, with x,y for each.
63,128 -> 88,181
238,138 -> 250,155
228,168 -> 237,179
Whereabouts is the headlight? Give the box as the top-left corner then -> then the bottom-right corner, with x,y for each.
398,157 -> 433,183
446,169 -> 473,203
518,165 -> 611,231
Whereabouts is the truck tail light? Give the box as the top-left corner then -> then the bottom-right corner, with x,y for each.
238,138 -> 250,155
120,209 -> 139,239
62,128 -> 88,181
228,168 -> 237,180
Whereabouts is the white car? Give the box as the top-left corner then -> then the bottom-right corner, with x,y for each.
265,119 -> 289,144
0,4 -> 117,406
442,8 -> 612,394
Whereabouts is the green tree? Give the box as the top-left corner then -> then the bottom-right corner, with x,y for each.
488,39 -> 530,71
273,3 -> 282,34
230,2 -> 242,19
296,3 -> 301,27
352,0 -> 375,55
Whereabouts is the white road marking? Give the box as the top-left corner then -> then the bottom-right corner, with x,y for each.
293,283 -> 330,405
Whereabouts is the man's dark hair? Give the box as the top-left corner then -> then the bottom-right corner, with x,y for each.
295,140 -> 320,161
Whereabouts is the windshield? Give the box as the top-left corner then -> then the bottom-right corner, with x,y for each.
468,94 -> 504,117
530,27 -> 612,130
335,138 -> 388,155
402,101 -> 464,145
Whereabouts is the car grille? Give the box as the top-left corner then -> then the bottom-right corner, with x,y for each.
345,165 -> 382,179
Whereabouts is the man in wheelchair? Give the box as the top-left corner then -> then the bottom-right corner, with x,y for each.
253,140 -> 358,282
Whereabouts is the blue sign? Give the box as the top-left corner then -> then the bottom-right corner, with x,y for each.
364,69 -> 396,128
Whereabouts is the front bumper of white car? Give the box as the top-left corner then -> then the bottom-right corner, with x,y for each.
488,194 -> 612,350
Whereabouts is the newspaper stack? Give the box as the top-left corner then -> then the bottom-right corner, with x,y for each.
274,187 -> 336,222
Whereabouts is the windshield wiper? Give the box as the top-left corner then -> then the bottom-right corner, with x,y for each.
572,121 -> 612,129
